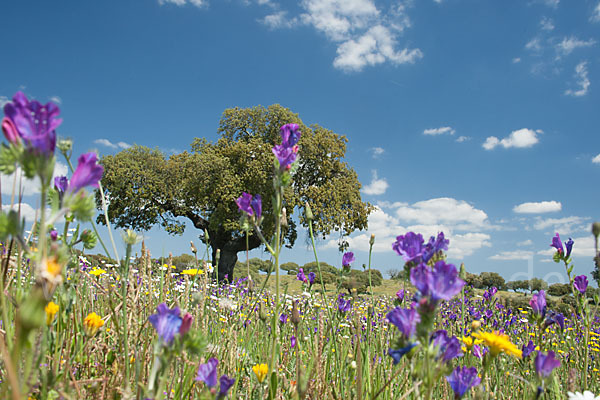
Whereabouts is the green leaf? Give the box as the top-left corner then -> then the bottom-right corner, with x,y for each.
0,143 -> 20,174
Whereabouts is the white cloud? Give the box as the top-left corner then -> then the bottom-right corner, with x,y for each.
592,2 -> 600,22
158,0 -> 206,7
333,25 -> 423,71
456,136 -> 470,143
533,216 -> 590,235
513,201 -> 561,214
565,61 -> 590,97
539,0 -> 559,8
518,239 -> 534,246
261,11 -> 297,29
525,38 -> 542,52
489,250 -> 533,261
2,203 -> 39,222
567,236 -> 597,257
423,126 -> 455,136
393,197 -> 492,231
257,0 -> 424,72
592,154 -> 600,164
370,147 -> 385,158
539,17 -> 554,31
49,96 -> 62,105
362,170 -> 388,196
512,57 -> 521,64
94,138 -> 131,150
1,162 -> 68,196
324,199 -> 493,258
482,128 -> 540,150
0,96 -> 9,108
556,37 -> 596,57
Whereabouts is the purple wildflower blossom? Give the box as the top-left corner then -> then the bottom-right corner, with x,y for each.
388,344 -> 417,364
338,294 -> 352,313
148,303 -> 182,344
446,366 -> 481,398
431,330 -> 463,362
291,335 -> 296,348
2,91 -> 61,156
272,124 -> 301,171
179,313 -> 193,336
280,123 -> 301,147
218,375 -> 235,398
410,261 -> 465,303
196,358 -> 219,387
50,230 -> 58,241
69,152 -> 104,193
565,238 -> 574,259
574,275 -> 588,294
396,289 -> 405,302
422,232 -> 449,263
279,313 -> 288,324
236,193 -> 262,219
54,176 -> 68,193
307,271 -> 316,285
392,232 -> 424,263
550,233 -> 563,254
522,340 -> 535,358
530,290 -> 547,318
545,310 -> 565,330
296,268 -> 307,283
342,252 -> 355,267
535,351 -> 560,378
386,307 -> 420,338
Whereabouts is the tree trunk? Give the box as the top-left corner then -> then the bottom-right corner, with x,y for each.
212,245 -> 238,282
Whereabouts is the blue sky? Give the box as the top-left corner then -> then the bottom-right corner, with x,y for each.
1,0 -> 599,283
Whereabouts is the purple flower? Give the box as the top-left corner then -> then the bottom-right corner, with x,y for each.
522,340 -> 535,358
235,192 -> 262,219
342,252 -> 355,267
307,271 -> 316,285
337,294 -> 352,313
280,123 -> 301,147
279,313 -> 288,324
291,335 -> 296,348
386,307 -> 420,338
218,375 -> 235,398
50,230 -> 58,241
446,366 -> 481,398
54,176 -> 68,193
388,343 -> 416,364
396,289 -> 405,302
565,238 -> 574,259
179,313 -> 193,336
535,351 -> 560,378
296,268 -> 307,283
410,261 -> 465,303
574,275 -> 588,294
2,91 -> 61,156
196,358 -> 219,387
422,232 -> 449,263
431,330 -> 463,362
392,232 -> 424,263
530,290 -> 547,318
483,287 -> 498,300
550,233 -> 563,254
69,152 -> 104,193
472,344 -> 485,359
544,310 -> 565,330
148,303 -> 182,344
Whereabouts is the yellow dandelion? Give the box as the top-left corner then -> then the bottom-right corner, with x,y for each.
45,301 -> 59,326
461,336 -> 483,352
473,331 -> 522,359
253,363 -> 268,383
182,268 -> 203,276
89,268 -> 107,276
83,312 -> 105,337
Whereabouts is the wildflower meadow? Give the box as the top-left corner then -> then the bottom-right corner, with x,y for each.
1,91 -> 600,400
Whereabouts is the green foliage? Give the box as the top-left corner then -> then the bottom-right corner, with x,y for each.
280,261 -> 299,275
528,277 -> 548,293
479,272 -> 506,290
548,283 -> 571,297
98,104 -> 372,278
506,280 -> 530,293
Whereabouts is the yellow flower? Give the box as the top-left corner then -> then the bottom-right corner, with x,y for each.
39,256 -> 64,297
252,363 -> 268,383
89,268 -> 107,276
182,268 -> 203,275
45,301 -> 59,326
473,331 -> 522,359
461,336 -> 483,352
83,312 -> 105,337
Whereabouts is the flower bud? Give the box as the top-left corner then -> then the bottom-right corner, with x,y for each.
369,234 -> 375,246
190,241 -> 197,254
304,202 -> 313,221
121,229 -> 141,245
57,138 -> 73,155
291,301 -> 301,327
281,207 -> 288,228
592,222 -> 600,239
471,320 -> 481,331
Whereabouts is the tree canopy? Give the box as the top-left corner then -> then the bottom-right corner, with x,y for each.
98,104 -> 372,279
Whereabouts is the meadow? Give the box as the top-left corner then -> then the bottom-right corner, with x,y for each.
0,91 -> 599,399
